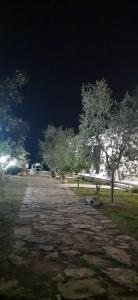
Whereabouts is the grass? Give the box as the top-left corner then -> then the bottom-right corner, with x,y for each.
67,177 -> 92,184
0,177 -> 27,258
71,187 -> 138,240
67,177 -> 109,185
0,177 -> 29,299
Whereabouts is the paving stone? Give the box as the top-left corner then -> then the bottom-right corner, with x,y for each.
131,239 -> 138,252
103,268 -> 138,289
52,274 -> 65,282
33,259 -> 64,275
46,252 -> 59,260
34,224 -> 60,231
62,250 -> 80,257
83,254 -> 109,267
103,246 -> 131,265
64,267 -> 95,278
108,296 -> 138,300
38,244 -> 54,251
58,278 -> 106,299
115,235 -> 134,242
13,255 -> 27,266
14,227 -> 32,238
23,235 -> 54,244
71,224 -> 93,229
105,282 -> 125,296
18,213 -> 36,219
0,279 -> 18,291
117,243 -> 129,250
13,240 -> 26,250
12,176 -> 138,297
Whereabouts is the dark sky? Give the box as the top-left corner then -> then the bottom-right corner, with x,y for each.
0,2 -> 138,161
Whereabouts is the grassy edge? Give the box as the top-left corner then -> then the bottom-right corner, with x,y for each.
71,187 -> 138,240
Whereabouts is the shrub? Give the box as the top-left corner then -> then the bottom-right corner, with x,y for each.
131,186 -> 138,193
5,166 -> 21,175
90,178 -> 110,185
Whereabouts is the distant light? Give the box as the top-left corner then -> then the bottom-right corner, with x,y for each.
0,155 -> 9,164
7,159 -> 17,167
5,159 -> 19,171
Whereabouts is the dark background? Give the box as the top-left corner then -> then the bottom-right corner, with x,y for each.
0,1 -> 138,161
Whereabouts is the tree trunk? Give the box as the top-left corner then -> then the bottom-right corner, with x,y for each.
0,164 -> 5,186
77,176 -> 80,188
51,170 -> 56,178
96,185 -> 100,200
110,171 -> 114,204
61,175 -> 65,183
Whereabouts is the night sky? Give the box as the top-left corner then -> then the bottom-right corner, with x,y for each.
0,2 -> 138,161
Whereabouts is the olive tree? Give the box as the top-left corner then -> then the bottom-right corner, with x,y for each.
39,125 -> 75,176
80,79 -> 138,203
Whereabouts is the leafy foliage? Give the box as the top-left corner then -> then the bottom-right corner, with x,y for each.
131,186 -> 138,193
80,79 -> 138,202
71,134 -> 94,173
0,70 -> 29,176
40,125 -> 75,174
0,70 -> 29,141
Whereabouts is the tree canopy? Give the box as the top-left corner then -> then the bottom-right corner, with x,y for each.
40,125 -> 75,174
80,79 -> 138,202
0,70 -> 28,142
0,70 -> 29,176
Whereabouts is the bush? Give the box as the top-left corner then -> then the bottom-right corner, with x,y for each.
92,178 -> 110,185
5,166 -> 21,175
131,186 -> 138,193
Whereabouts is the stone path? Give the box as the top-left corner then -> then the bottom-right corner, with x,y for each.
12,177 -> 138,299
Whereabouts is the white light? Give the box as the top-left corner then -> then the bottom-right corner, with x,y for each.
7,159 -> 17,167
5,159 -> 19,171
0,155 -> 9,164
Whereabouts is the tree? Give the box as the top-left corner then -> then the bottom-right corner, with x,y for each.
70,134 -> 94,174
0,70 -> 28,139
0,70 -> 29,182
80,79 -> 138,203
39,125 -> 75,176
